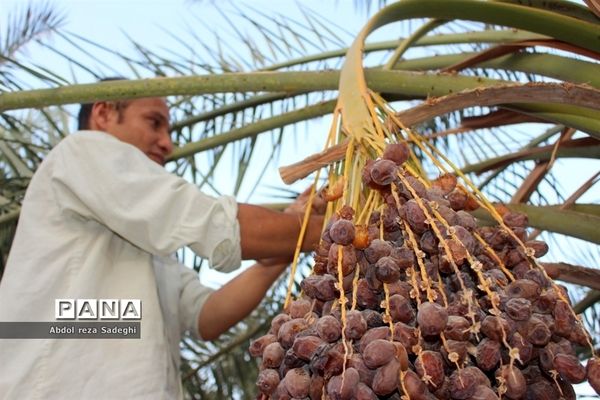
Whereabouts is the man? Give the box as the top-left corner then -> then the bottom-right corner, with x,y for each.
0,95 -> 324,399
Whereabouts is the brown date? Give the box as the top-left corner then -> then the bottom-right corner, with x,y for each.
363,339 -> 396,369
372,359 -> 401,396
383,142 -> 410,165
316,315 -> 342,343
284,367 -> 311,398
496,365 -> 526,399
256,368 -> 280,396
586,357 -> 600,395
553,353 -> 586,384
249,334 -> 277,357
326,367 -> 359,400
262,341 -> 285,369
417,301 -> 448,337
414,350 -> 445,389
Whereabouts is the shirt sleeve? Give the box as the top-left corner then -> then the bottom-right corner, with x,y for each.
177,263 -> 214,340
49,131 -> 241,272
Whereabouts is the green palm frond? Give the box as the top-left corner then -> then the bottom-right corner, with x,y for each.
0,1 -> 65,90
0,2 -> 63,58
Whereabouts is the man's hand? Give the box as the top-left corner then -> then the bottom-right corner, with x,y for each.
236,185 -> 326,262
284,186 -> 327,215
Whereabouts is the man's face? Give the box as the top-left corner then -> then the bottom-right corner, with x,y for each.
101,98 -> 173,165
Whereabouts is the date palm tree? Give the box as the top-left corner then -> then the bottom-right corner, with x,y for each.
1,1 -> 599,398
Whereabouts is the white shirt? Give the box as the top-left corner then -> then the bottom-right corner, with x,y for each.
0,131 -> 242,399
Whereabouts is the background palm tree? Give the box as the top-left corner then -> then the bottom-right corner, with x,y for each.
1,0 -> 599,398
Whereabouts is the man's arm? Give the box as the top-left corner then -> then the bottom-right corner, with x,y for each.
196,261 -> 287,341
237,203 -> 324,261
52,134 -> 326,270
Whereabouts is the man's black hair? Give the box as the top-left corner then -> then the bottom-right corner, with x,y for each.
77,77 -> 127,130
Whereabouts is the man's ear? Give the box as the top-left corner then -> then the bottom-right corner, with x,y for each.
88,102 -> 114,131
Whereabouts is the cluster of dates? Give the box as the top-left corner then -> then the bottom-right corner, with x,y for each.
250,143 -> 600,399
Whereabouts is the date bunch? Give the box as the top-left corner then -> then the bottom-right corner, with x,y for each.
250,143 -> 600,399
